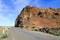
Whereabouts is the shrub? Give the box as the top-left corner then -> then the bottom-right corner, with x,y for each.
1,33 -> 8,39
39,27 -> 60,36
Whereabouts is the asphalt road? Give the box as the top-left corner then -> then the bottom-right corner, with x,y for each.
7,27 -> 60,40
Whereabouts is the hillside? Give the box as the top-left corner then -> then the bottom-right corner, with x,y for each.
15,6 -> 60,31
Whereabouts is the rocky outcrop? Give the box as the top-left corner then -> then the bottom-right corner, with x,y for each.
15,6 -> 60,30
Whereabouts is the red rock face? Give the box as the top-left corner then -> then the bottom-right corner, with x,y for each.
15,6 -> 60,30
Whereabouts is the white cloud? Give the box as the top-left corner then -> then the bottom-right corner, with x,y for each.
13,0 -> 31,12
8,14 -> 13,17
0,0 -> 14,26
0,0 -> 31,26
0,14 -> 10,21
0,0 -> 42,26
0,0 -> 8,20
0,13 -> 13,26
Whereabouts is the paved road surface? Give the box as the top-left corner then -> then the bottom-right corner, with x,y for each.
7,27 -> 60,40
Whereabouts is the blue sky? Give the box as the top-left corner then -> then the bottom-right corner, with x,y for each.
0,0 -> 60,26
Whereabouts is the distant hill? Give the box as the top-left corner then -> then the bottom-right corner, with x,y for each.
15,6 -> 60,30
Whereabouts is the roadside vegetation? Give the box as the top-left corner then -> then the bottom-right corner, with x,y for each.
0,33 -> 8,39
0,27 -> 9,39
31,27 -> 60,36
39,27 -> 60,36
